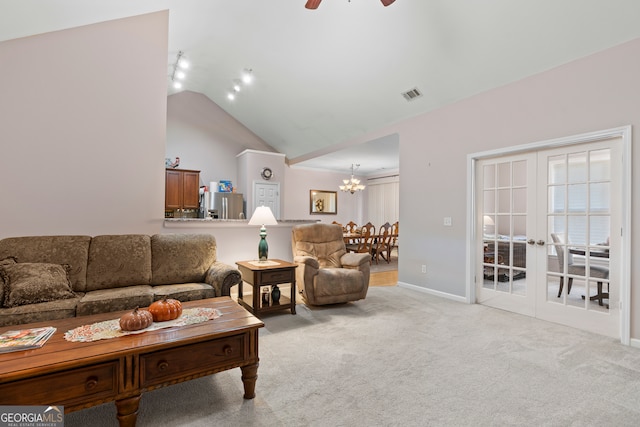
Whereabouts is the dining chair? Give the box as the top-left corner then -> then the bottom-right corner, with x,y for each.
346,222 -> 375,262
371,222 -> 393,264
344,221 -> 359,244
550,233 -> 609,305
390,221 -> 399,257
345,221 -> 357,233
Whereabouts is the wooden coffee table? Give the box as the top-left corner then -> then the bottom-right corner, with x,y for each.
0,297 -> 263,427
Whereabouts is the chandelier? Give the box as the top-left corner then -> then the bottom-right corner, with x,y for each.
339,164 -> 366,194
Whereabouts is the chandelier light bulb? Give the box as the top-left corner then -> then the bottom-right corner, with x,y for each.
227,92 -> 236,101
178,58 -> 189,69
339,164 -> 366,194
233,84 -> 241,92
175,70 -> 186,80
173,81 -> 182,89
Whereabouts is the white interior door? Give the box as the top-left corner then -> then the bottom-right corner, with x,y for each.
254,182 -> 280,219
476,153 -> 537,317
475,137 -> 623,338
535,139 -> 621,337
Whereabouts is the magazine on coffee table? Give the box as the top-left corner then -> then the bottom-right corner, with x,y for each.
0,326 -> 56,353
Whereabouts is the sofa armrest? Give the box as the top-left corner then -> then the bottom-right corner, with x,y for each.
340,252 -> 370,269
205,261 -> 242,297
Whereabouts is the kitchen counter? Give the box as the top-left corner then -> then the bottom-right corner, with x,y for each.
164,218 -> 317,228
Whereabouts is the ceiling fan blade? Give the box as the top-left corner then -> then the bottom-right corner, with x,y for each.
305,0 -> 322,9
381,0 -> 396,6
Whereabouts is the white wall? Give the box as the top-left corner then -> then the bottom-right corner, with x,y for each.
3,14 -> 640,338
283,167 -> 364,225
348,37 -> 640,337
166,91 -> 275,190
0,12 -> 169,237
236,150 -> 286,217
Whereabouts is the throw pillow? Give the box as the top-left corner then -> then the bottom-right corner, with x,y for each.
0,262 -> 76,308
0,256 -> 17,304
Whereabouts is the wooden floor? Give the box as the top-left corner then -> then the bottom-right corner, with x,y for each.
369,269 -> 398,287
231,267 -> 398,303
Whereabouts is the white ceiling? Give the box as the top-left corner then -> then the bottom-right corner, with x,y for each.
3,0 -> 640,176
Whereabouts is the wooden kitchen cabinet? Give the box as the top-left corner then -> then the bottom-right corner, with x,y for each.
165,168 -> 200,212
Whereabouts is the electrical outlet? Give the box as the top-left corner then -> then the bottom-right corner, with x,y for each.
421,264 -> 427,274
444,217 -> 452,226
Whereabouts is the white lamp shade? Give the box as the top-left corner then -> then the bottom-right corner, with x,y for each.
248,206 -> 278,226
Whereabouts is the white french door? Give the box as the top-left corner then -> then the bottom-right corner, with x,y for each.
535,140 -> 621,337
476,153 -> 537,317
475,137 -> 623,338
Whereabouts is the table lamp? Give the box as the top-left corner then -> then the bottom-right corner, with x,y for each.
248,206 -> 278,261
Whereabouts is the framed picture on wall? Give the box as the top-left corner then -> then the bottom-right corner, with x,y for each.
310,190 -> 337,214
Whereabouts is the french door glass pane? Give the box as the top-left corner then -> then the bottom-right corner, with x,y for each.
481,159 -> 528,294
546,148 -> 611,311
513,188 -> 526,213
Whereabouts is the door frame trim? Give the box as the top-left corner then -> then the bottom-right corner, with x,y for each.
466,126 -> 632,344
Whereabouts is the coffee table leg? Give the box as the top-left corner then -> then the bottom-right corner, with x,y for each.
241,363 -> 259,399
115,395 -> 141,427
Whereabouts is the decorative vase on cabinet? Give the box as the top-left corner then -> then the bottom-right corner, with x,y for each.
271,285 -> 281,305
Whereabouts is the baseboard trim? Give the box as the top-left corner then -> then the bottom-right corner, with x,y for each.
630,338 -> 640,349
397,282 -> 467,303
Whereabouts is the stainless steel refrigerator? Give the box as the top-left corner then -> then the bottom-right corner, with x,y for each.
209,193 -> 244,219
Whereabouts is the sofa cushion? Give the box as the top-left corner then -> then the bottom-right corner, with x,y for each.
76,285 -> 154,317
86,235 -> 152,292
152,283 -> 215,302
151,234 -> 217,285
0,298 -> 79,327
1,263 -> 76,308
0,236 -> 91,293
314,268 -> 364,298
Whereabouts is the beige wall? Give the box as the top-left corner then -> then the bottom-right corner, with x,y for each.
0,12 -> 169,236
2,13 -> 640,340
349,37 -> 640,339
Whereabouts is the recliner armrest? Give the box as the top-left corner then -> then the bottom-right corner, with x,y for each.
205,261 -> 242,297
341,252 -> 370,268
294,255 -> 320,269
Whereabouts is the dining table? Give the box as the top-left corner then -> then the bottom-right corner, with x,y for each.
343,232 -> 361,244
568,247 -> 610,308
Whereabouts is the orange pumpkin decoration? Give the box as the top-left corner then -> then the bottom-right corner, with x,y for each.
119,307 -> 153,331
148,296 -> 183,322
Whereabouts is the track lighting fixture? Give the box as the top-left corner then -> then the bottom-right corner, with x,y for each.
170,51 -> 189,90
227,68 -> 254,101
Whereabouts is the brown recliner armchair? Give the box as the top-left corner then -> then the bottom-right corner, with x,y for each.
291,223 -> 370,305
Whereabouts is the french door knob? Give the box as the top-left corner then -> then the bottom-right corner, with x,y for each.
536,240 -> 545,246
527,239 -> 535,245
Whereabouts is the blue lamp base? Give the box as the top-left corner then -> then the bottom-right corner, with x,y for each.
258,226 -> 268,261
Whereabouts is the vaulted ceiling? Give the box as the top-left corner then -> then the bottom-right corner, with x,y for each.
3,0 -> 640,176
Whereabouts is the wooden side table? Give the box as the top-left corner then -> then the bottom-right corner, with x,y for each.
235,259 -> 297,315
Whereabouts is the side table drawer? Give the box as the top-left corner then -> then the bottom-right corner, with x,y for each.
141,334 -> 245,387
0,362 -> 118,406
260,270 -> 294,283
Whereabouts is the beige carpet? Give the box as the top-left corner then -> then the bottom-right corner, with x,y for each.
66,286 -> 640,426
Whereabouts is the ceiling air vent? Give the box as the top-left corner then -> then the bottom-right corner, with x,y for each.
401,87 -> 423,101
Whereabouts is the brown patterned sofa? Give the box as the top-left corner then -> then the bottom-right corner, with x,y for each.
0,233 -> 241,326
